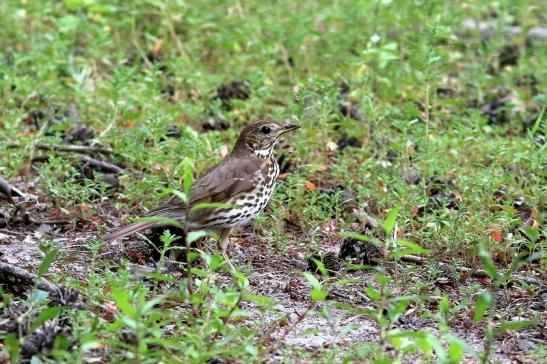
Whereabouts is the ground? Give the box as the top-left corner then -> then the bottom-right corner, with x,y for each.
0,1 -> 545,363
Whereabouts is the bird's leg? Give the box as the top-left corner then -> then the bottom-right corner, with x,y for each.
218,229 -> 235,271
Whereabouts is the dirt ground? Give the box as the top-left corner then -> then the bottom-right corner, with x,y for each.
1,216 -> 543,363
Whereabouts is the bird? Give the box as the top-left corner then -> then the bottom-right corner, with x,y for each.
103,119 -> 300,269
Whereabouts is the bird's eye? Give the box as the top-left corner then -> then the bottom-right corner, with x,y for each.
260,125 -> 271,134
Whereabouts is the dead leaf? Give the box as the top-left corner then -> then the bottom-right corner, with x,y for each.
152,39 -> 164,56
121,120 -> 135,129
459,271 -> 470,284
78,203 -> 93,211
489,229 -> 504,242
103,301 -> 118,322
277,172 -> 289,180
326,140 -> 338,151
305,181 -> 317,191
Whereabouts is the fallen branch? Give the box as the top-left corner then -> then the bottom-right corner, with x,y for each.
0,175 -> 28,203
0,262 -> 60,294
29,217 -> 73,225
8,143 -> 113,155
461,19 -> 547,40
0,228 -> 25,237
81,155 -> 124,174
399,255 -> 545,287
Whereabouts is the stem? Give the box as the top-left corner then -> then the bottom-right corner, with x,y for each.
425,82 -> 430,136
480,320 -> 494,364
184,195 -> 199,318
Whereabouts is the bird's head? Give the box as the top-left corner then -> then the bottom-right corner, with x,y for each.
234,119 -> 300,157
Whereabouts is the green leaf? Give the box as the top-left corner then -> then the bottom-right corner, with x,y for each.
391,239 -> 431,257
439,295 -> 449,316
375,274 -> 390,286
237,273 -> 249,290
30,306 -> 63,331
478,243 -> 497,279
141,295 -> 164,314
187,230 -> 207,244
38,248 -> 59,278
388,298 -> 411,322
302,272 -> 321,289
425,333 -> 447,363
310,257 -> 328,277
311,288 -> 328,301
245,344 -> 258,356
303,272 -> 327,301
111,286 -> 135,317
529,106 -> 544,136
64,0 -> 86,11
56,15 -> 81,33
365,286 -> 381,301
243,293 -> 273,305
447,335 -> 472,363
190,267 -> 208,277
159,230 -> 181,247
182,161 -> 194,194
473,291 -> 493,324
4,333 -> 20,364
497,320 -> 537,332
201,253 -> 224,271
522,227 -> 539,243
382,206 -> 401,235
53,334 -> 70,351
147,272 -> 175,283
340,231 -> 372,242
171,189 -> 188,204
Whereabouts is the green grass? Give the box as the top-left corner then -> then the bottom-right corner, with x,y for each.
0,0 -> 545,363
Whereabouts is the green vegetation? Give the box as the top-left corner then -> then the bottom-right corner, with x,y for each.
0,0 -> 545,363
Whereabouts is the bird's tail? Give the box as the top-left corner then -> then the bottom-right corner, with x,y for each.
102,221 -> 161,242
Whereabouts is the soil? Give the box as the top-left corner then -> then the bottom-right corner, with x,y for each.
0,218 -> 543,363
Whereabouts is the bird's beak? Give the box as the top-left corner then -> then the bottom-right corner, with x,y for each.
280,123 -> 301,133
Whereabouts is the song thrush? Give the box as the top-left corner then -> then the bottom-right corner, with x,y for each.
103,119 -> 300,268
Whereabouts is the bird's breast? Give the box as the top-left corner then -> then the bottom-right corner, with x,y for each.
193,157 -> 279,230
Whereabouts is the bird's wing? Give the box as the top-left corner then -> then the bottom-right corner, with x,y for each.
145,156 -> 260,219
189,157 -> 261,204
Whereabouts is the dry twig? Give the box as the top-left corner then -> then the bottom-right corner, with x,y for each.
8,143 -> 113,155
0,262 -> 60,294
81,155 -> 124,174
0,175 -> 28,203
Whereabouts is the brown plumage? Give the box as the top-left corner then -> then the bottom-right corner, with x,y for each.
103,119 -> 300,268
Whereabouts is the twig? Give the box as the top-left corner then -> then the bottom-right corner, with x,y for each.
29,217 -> 73,225
30,155 -> 50,163
399,255 -> 545,287
0,175 -> 28,203
81,155 -> 124,174
0,229 -> 25,237
8,143 -> 113,155
0,262 -> 60,294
